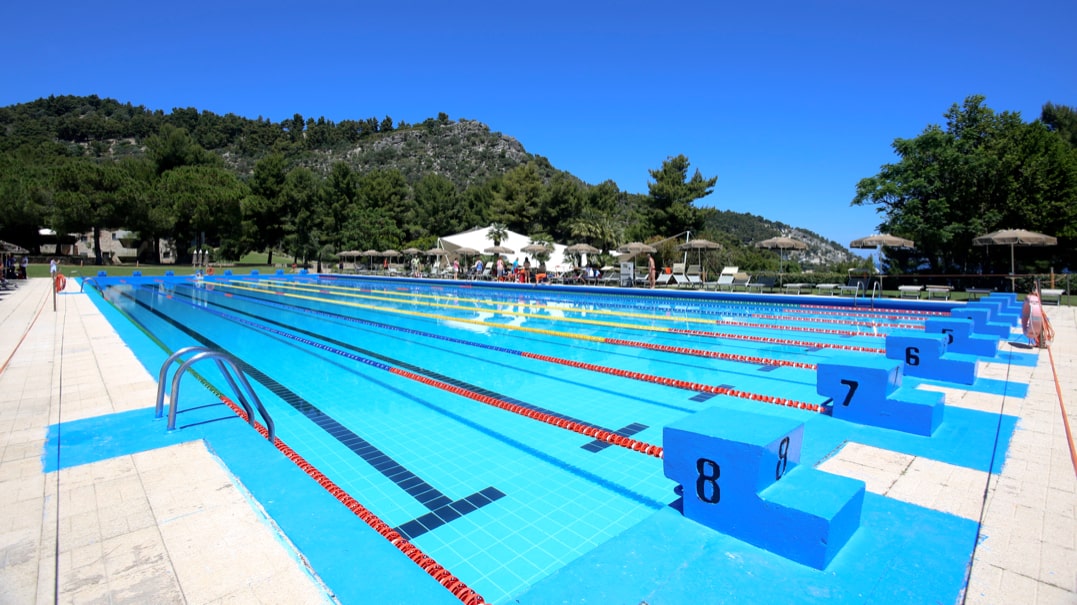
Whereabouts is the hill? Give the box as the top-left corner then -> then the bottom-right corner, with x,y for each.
0,94 -> 862,270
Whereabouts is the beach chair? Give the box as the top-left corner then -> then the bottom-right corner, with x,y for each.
634,266 -> 650,287
713,266 -> 738,291
730,273 -> 752,291
681,264 -> 704,288
814,283 -> 840,295
746,276 -> 776,293
714,274 -> 735,291
782,282 -> 811,295
840,276 -> 870,297
1040,288 -> 1064,306
898,285 -> 923,299
925,285 -> 951,300
656,263 -> 680,287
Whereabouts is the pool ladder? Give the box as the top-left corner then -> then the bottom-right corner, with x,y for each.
154,346 -> 275,441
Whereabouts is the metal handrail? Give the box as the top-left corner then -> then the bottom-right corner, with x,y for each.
154,346 -> 275,441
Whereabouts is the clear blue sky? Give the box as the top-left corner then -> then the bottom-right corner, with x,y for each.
3,0 -> 1075,254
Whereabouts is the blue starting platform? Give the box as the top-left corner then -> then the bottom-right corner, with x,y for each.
663,407 -> 865,569
817,354 -> 944,436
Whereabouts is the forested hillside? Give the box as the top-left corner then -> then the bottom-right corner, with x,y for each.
0,94 -> 863,270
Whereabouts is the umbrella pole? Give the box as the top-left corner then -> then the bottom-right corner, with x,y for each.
1010,244 -> 1016,292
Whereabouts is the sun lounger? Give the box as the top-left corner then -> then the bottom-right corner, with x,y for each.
731,273 -> 752,291
925,285 -> 952,300
814,283 -> 840,295
714,273 -> 735,291
1039,288 -> 1063,306
782,283 -> 811,294
656,263 -> 681,286
682,264 -> 704,288
746,276 -> 776,293
840,277 -> 870,297
898,285 -> 923,299
713,267 -> 738,291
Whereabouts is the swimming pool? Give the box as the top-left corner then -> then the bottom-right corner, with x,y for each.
67,274 -> 1025,604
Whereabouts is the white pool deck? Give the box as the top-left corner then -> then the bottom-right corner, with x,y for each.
1,278 -> 1074,604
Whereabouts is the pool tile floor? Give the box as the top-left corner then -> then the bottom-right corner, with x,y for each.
1,278 -> 1074,604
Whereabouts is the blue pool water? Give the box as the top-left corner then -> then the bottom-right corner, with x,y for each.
57,274 -> 1029,604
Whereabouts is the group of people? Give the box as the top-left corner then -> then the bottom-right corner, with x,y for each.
458,256 -> 547,283
3,255 -> 29,280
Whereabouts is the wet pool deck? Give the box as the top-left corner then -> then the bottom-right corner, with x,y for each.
1,278 -> 1074,603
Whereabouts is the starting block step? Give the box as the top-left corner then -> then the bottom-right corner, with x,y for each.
885,331 -> 978,385
950,307 -> 1013,339
663,407 -> 864,569
924,317 -> 999,357
817,354 -> 944,436
967,299 -> 1020,327
983,292 -> 1019,313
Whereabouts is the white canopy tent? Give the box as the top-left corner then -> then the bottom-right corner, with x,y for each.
437,226 -> 575,272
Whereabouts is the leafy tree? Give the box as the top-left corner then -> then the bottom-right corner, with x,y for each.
536,172 -> 586,240
157,165 -> 247,262
356,169 -> 415,242
145,124 -> 220,175
320,162 -> 360,252
493,162 -> 543,232
279,167 -> 322,264
241,153 -> 290,264
0,150 -> 53,249
116,157 -> 170,263
49,158 -> 134,263
413,173 -> 462,237
854,96 -> 1077,273
1042,102 -> 1077,148
647,155 -> 716,237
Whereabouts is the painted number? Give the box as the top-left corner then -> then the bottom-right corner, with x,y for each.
695,457 -> 721,504
775,436 -> 791,480
839,378 -> 859,407
941,328 -> 954,345
905,346 -> 921,366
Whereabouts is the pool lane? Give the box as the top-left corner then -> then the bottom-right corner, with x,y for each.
83,275 -> 1022,605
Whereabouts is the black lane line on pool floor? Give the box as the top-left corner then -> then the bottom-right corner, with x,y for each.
230,283 -> 707,415
202,286 -> 654,448
122,288 -> 504,535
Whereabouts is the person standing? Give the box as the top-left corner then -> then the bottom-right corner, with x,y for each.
50,258 -> 58,278
647,253 -> 656,288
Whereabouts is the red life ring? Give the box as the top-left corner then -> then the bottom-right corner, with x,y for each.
54,273 -> 67,293
207,267 -> 215,276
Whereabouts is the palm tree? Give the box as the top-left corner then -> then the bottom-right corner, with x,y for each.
486,222 -> 509,247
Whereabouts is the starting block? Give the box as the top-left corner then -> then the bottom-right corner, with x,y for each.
885,330 -> 978,384
924,317 -> 999,357
950,307 -> 1012,339
967,299 -> 1020,327
664,407 -> 864,569
817,354 -> 944,436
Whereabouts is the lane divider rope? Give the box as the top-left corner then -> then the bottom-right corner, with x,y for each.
201,286 -> 828,410
220,397 -> 488,605
89,280 -> 488,605
274,278 -> 911,338
219,280 -> 886,357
